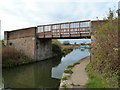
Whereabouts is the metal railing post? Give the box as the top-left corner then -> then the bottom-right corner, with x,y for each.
69,23 -> 71,37
60,24 -> 61,37
79,22 -> 81,37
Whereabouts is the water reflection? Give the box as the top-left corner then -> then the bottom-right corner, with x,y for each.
52,49 -> 90,79
3,56 -> 61,88
3,48 -> 90,88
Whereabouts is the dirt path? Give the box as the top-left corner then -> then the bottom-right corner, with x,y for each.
59,56 -> 90,88
71,56 -> 90,88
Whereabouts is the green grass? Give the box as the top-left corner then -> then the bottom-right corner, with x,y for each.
67,62 -> 80,69
73,62 -> 80,66
67,65 -> 74,68
62,77 -> 67,80
85,63 -> 109,88
86,72 -> 108,88
64,70 -> 73,74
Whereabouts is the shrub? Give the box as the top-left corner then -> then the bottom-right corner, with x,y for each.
52,39 -> 63,55
52,39 -> 62,47
91,9 -> 119,87
52,44 -> 62,55
63,41 -> 70,45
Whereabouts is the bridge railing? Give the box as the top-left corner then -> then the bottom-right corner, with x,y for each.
37,20 -> 91,38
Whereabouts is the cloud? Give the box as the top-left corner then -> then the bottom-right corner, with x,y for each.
0,0 -> 118,39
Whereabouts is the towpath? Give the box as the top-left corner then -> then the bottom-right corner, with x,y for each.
71,56 -> 90,88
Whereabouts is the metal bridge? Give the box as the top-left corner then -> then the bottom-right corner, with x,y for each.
37,20 -> 91,39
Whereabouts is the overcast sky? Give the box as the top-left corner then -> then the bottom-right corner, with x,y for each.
0,0 -> 118,39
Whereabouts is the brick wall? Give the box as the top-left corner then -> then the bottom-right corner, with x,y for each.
4,27 -> 53,60
4,27 -> 36,59
4,27 -> 36,40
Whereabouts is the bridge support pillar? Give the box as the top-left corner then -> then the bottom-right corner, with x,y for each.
35,38 -> 52,61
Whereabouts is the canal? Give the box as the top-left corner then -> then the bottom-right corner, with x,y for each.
2,48 -> 90,88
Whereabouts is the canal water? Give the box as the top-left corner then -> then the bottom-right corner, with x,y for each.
2,48 -> 90,88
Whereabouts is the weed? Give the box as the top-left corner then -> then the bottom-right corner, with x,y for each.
62,77 -> 67,80
61,84 -> 67,89
64,70 -> 73,74
73,62 -> 80,66
67,65 -> 74,68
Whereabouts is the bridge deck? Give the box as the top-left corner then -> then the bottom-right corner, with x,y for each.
37,20 -> 91,39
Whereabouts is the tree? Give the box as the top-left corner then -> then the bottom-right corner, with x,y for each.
107,9 -> 114,20
103,8 -> 117,20
63,41 -> 70,45
74,42 -> 77,45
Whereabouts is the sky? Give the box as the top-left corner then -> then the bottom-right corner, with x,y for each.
0,0 -> 118,41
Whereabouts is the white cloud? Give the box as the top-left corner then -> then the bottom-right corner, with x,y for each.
0,0 -> 118,39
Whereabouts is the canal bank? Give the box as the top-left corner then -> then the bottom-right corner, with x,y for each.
3,49 -> 90,88
2,48 -> 72,68
59,56 -> 90,88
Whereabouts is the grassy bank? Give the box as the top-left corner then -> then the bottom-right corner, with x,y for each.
88,10 -> 119,88
86,61 -> 119,88
85,63 -> 109,88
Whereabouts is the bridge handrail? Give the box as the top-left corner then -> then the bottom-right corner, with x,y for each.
37,20 -> 91,37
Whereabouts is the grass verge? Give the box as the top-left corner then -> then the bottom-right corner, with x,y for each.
67,61 -> 80,69
85,62 -> 109,88
64,69 -> 73,74
67,65 -> 74,68
73,62 -> 80,66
